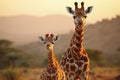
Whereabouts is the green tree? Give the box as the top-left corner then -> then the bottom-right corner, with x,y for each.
0,39 -> 21,69
86,49 -> 105,68
0,40 -> 12,57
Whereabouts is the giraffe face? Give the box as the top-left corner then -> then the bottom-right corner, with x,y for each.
74,8 -> 87,26
66,2 -> 93,25
39,34 -> 60,50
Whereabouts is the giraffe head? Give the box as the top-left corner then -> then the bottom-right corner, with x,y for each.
39,34 -> 60,50
66,2 -> 93,25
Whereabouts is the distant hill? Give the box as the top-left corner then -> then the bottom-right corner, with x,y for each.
0,15 -> 74,45
18,15 -> 120,56
0,15 -> 120,56
84,15 -> 120,55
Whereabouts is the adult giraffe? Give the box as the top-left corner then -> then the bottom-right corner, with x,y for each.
60,2 -> 93,80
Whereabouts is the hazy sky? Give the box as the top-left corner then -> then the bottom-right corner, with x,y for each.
0,0 -> 120,23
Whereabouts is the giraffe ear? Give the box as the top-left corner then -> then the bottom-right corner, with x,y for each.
66,7 -> 74,14
85,6 -> 93,14
38,37 -> 46,44
54,36 -> 60,41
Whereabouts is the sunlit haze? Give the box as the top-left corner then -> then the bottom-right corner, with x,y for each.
0,0 -> 120,45
0,0 -> 120,23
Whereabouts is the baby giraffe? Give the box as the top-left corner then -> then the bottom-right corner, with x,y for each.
39,34 -> 66,80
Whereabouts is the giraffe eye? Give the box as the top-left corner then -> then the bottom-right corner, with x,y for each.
43,42 -> 46,44
73,16 -> 76,19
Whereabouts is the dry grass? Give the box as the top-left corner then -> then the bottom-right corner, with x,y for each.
92,67 -> 120,76
20,68 -> 44,80
1,67 -> 119,80
89,67 -> 120,80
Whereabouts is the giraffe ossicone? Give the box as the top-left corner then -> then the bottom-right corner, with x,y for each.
39,34 -> 66,80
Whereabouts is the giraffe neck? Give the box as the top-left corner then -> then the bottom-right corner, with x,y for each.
47,49 -> 58,67
70,24 -> 85,55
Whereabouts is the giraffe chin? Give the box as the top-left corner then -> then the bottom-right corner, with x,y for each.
46,46 -> 53,51
46,46 -> 51,50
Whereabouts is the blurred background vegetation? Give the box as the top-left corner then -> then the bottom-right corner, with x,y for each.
0,16 -> 120,69
0,39 -> 119,69
0,15 -> 120,80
